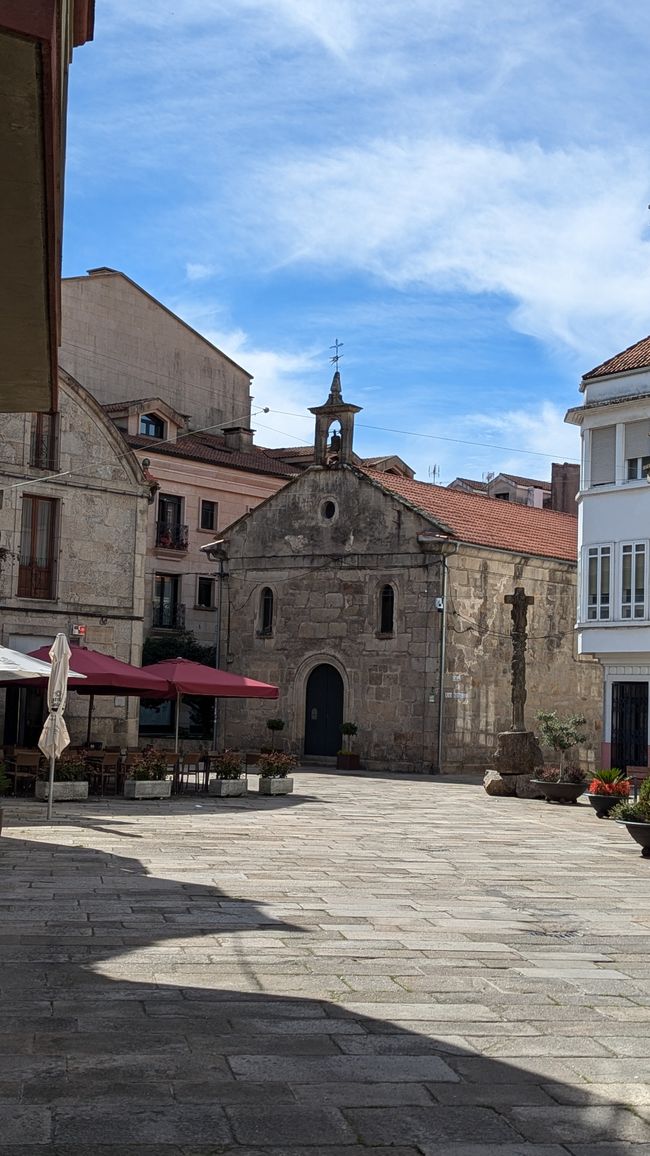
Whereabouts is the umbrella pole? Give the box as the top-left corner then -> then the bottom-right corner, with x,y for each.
85,694 -> 95,747
46,755 -> 55,822
174,690 -> 181,754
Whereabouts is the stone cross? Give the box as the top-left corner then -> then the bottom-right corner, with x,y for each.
504,586 -> 534,732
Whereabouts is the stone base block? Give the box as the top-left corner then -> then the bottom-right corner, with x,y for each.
208,778 -> 247,797
493,730 -> 544,777
35,781 -> 89,802
513,773 -> 545,799
258,777 -> 294,795
483,769 -> 515,796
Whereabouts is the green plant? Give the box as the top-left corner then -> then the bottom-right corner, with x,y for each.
266,718 -> 285,750
588,768 -> 630,797
340,721 -> 358,754
257,752 -> 298,779
38,753 -> 89,782
535,711 -> 587,782
612,777 -> 650,822
537,765 -> 586,785
211,750 -> 243,780
128,748 -> 169,782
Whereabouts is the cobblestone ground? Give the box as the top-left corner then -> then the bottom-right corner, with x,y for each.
2,770 -> 650,1155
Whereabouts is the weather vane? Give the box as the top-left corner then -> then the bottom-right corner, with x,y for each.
329,339 -> 344,369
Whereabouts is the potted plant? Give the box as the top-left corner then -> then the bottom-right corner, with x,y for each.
35,752 -> 90,802
257,751 -> 297,795
123,748 -> 171,799
586,768 -> 630,818
337,722 -> 360,770
531,712 -> 588,803
611,778 -> 650,856
266,718 -> 285,751
208,750 -> 247,797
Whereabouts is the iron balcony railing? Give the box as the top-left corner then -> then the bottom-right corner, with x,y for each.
152,602 -> 186,630
155,522 -> 189,550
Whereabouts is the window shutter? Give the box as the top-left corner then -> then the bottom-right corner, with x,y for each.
625,420 -> 650,461
590,426 -> 616,485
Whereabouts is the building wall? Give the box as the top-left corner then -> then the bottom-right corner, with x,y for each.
219,466 -> 601,773
60,271 -> 252,433
139,449 -> 292,646
0,375 -> 150,746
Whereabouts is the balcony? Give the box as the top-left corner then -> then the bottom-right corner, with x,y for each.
152,603 -> 186,630
17,559 -> 55,600
155,522 -> 189,551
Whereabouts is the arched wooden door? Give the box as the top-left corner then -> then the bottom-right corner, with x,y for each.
304,664 -> 344,757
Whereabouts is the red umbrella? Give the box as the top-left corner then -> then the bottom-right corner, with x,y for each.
142,657 -> 279,751
26,646 -> 169,745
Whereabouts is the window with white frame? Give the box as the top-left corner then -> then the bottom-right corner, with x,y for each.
625,420 -> 650,481
590,426 -> 616,486
587,545 -> 611,620
621,542 -> 646,619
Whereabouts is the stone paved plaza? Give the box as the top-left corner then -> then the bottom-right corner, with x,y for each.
2,770 -> 650,1154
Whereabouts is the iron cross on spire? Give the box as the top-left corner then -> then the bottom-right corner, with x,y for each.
329,339 -> 344,368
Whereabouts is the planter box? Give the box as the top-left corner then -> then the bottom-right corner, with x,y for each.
336,753 -> 360,770
587,792 -> 624,819
258,776 -> 294,795
123,780 -> 172,800
530,780 -> 585,805
35,781 -> 89,802
208,778 -> 247,797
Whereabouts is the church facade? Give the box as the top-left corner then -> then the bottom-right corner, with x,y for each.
207,374 -> 602,773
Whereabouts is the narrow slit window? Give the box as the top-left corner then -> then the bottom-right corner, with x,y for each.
260,587 -> 274,635
380,584 -> 395,634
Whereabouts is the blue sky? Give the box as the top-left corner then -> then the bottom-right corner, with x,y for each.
63,1 -> 650,483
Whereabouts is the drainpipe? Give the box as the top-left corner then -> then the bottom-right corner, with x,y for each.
418,535 -> 459,774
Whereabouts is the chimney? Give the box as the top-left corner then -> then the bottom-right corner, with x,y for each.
223,426 -> 254,452
551,462 -> 580,514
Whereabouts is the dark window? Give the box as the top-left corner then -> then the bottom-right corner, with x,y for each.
200,500 -> 217,531
139,413 -> 165,438
197,576 -> 215,609
259,587 -> 274,635
322,500 -> 337,520
17,496 -> 57,599
152,574 -> 184,629
494,492 -> 510,501
30,413 -> 58,470
156,494 -> 188,549
379,584 -> 395,634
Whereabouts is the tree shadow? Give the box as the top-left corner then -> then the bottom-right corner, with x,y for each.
0,830 -> 647,1152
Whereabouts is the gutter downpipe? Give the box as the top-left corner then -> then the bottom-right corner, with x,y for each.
418,535 -> 459,775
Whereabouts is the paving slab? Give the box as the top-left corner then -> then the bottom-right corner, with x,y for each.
2,771 -> 650,1150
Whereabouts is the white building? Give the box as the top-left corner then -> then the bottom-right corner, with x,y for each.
566,335 -> 650,770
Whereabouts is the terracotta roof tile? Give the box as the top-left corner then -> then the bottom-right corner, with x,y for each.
583,335 -> 650,381
361,468 -> 576,562
124,433 -> 299,478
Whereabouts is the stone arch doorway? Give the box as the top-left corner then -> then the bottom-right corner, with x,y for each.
304,663 -> 344,757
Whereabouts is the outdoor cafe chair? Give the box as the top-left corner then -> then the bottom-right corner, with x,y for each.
5,749 -> 42,795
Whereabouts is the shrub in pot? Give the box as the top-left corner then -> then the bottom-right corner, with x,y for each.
257,751 -> 297,795
35,753 -> 90,802
208,750 -> 247,797
611,778 -> 650,856
337,722 -> 360,770
123,748 -> 171,799
266,718 -> 285,751
586,768 -> 630,818
531,712 -> 588,802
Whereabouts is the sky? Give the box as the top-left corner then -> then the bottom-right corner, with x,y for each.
62,1 -> 650,484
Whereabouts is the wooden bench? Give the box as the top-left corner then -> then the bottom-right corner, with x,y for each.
627,767 -> 650,799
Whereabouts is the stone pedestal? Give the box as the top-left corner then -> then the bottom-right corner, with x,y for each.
485,731 -> 544,799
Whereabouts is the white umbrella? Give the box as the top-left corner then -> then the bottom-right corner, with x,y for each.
38,634 -> 73,820
0,646 -> 53,680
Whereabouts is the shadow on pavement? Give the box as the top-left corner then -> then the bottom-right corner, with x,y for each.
0,830 -> 646,1153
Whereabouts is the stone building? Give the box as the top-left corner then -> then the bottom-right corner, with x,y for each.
207,373 -> 602,773
0,370 -> 150,747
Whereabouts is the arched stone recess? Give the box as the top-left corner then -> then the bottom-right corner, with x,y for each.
291,652 -> 351,753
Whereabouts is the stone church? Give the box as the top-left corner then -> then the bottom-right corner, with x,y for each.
207,373 -> 602,773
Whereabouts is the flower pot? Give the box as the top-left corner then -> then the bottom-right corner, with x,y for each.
587,792 -> 623,818
336,753 -> 360,770
617,821 -> 650,857
258,776 -> 294,795
529,780 -> 585,804
35,781 -> 89,802
123,780 -> 172,800
208,778 -> 247,797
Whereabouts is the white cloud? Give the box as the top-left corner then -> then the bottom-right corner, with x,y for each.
185,262 -> 215,282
